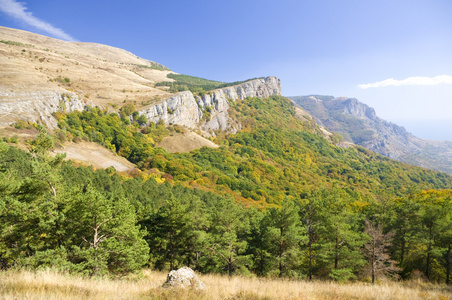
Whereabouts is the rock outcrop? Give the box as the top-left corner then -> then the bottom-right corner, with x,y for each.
0,90 -> 90,128
138,76 -> 281,135
136,91 -> 202,128
0,26 -> 172,129
163,267 -> 205,290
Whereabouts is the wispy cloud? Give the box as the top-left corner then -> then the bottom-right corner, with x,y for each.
0,0 -> 77,41
359,75 -> 452,89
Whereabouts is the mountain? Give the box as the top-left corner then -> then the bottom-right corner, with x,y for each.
0,26 -> 175,127
1,25 -> 451,190
1,27 -> 452,282
0,26 -> 280,128
289,95 -> 452,174
0,26 -> 280,151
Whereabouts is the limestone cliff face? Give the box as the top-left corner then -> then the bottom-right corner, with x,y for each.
0,75 -> 280,135
342,98 -> 377,121
136,91 -> 202,128
138,76 -> 281,134
0,90 -> 90,128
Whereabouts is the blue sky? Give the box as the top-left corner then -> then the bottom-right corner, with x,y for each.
1,0 -> 452,140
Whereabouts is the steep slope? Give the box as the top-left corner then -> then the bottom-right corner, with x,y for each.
0,26 -> 172,127
289,95 -> 452,174
0,26 -> 281,136
137,76 -> 281,135
0,26 -> 281,160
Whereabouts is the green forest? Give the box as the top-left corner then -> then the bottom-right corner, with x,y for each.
1,94 -> 451,284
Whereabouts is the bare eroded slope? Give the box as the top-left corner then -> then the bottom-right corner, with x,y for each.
0,26 -> 173,125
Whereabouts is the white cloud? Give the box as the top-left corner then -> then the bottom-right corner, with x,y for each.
0,0 -> 77,41
358,75 -> 452,89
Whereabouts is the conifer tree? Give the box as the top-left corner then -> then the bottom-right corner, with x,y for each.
66,186 -> 149,275
202,197 -> 251,277
265,200 -> 303,277
145,193 -> 198,270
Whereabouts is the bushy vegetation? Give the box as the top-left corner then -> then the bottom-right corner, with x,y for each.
155,73 -> 264,95
0,40 -> 26,46
1,95 -> 452,284
56,96 -> 451,204
135,62 -> 171,71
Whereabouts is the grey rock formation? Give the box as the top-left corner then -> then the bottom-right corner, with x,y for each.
138,76 -> 281,135
0,90 -> 90,128
163,267 -> 205,290
0,75 -> 280,137
289,95 -> 452,174
138,91 -> 202,127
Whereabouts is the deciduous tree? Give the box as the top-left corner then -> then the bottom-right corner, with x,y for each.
363,220 -> 400,283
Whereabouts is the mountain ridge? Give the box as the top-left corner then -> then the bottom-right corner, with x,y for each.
0,26 -> 280,137
289,95 -> 452,174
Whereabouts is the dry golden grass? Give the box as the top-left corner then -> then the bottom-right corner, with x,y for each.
1,269 -> 451,300
157,130 -> 219,153
0,26 -> 173,125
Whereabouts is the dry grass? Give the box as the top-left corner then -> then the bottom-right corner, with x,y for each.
0,26 -> 172,125
1,269 -> 451,300
53,141 -> 136,172
157,130 -> 219,153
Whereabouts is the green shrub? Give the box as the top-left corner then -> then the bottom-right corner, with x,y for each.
329,268 -> 356,282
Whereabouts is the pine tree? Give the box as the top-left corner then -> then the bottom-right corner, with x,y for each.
203,197 -> 251,277
145,193 -> 199,270
66,186 -> 149,275
299,192 -> 325,280
245,208 -> 272,276
265,200 -> 303,277
318,190 -> 366,281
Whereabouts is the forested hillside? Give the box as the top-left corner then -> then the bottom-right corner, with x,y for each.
289,95 -> 452,175
1,94 -> 452,283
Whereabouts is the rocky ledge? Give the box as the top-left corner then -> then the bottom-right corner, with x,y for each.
0,90 -> 92,128
138,76 -> 281,135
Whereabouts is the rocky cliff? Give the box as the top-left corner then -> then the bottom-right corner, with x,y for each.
289,95 -> 452,174
138,76 -> 281,135
0,90 -> 91,128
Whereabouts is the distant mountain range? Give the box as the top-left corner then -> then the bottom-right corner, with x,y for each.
289,95 -> 452,175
